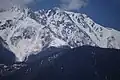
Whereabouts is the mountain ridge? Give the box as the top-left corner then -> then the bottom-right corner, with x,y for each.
1,46 -> 120,80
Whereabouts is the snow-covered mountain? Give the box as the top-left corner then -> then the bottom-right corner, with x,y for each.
0,6 -> 120,61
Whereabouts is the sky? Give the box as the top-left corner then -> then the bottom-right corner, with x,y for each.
0,0 -> 120,30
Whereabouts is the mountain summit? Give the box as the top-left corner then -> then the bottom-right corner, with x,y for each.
0,6 -> 120,61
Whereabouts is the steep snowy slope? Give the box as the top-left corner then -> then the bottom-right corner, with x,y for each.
0,6 -> 120,61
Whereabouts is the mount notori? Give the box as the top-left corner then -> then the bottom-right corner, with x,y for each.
0,6 -> 120,61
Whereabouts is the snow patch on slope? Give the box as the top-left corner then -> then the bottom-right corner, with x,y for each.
49,38 -> 68,47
